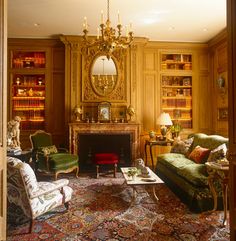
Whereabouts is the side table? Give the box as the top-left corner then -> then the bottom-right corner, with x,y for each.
144,139 -> 173,170
7,150 -> 32,164
205,161 -> 229,226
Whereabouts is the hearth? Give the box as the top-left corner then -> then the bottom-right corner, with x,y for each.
78,133 -> 131,171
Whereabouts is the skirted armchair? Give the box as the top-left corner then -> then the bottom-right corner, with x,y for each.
7,156 -> 73,232
30,130 -> 79,180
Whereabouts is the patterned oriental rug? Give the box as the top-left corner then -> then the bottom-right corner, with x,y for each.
7,173 -> 230,241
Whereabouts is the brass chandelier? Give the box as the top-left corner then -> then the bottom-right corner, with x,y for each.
82,0 -> 134,59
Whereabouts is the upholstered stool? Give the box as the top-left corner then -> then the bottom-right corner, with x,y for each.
94,153 -> 119,178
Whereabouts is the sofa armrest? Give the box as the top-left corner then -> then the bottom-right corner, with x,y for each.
29,178 -> 69,199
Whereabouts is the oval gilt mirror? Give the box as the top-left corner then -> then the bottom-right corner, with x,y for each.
91,55 -> 118,96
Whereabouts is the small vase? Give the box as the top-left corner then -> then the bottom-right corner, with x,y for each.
149,131 -> 156,140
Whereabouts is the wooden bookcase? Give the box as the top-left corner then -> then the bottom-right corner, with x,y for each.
8,39 -> 65,149
9,51 -> 46,130
160,52 -> 193,129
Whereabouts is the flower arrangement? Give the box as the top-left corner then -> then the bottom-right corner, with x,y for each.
127,167 -> 139,178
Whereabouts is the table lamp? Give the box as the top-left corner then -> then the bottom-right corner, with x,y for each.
158,112 -> 173,140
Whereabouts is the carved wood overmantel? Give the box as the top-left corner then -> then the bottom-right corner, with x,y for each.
60,35 -> 148,127
69,122 -> 141,161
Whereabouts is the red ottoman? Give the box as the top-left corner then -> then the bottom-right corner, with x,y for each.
94,153 -> 119,178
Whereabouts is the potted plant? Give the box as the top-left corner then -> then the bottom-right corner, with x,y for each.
170,122 -> 182,139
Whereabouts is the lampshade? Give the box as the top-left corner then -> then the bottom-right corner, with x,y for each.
158,112 -> 173,126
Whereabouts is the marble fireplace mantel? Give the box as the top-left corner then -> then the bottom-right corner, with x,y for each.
69,122 -> 141,161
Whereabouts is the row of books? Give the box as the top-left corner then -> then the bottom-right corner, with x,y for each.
162,99 -> 192,107
13,99 -> 45,107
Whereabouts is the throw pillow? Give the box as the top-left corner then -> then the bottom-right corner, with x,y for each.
170,137 -> 194,155
41,145 -> 58,156
207,143 -> 227,162
188,145 -> 211,164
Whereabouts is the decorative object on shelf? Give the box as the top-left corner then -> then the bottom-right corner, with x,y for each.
7,116 -> 22,150
82,0 -> 133,59
218,107 -> 228,121
16,77 -> 21,85
217,76 -> 225,89
98,101 -> 111,122
73,105 -> 83,122
148,130 -> 156,140
126,105 -> 135,122
217,74 -> 227,102
158,112 -> 173,140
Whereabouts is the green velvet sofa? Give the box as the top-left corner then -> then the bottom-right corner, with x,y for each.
155,133 -> 228,212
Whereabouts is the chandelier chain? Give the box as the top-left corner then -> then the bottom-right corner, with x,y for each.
107,0 -> 110,21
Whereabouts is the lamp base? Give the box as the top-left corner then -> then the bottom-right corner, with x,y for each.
160,125 -> 167,138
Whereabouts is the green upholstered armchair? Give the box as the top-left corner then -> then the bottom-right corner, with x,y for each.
30,130 -> 79,180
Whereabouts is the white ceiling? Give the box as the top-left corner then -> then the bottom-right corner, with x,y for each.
8,0 -> 227,42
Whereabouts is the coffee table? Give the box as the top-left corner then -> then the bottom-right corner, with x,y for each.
121,167 -> 164,204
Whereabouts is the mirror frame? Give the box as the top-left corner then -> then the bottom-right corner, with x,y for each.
81,46 -> 128,103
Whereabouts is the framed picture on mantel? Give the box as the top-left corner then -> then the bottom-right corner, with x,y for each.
98,102 -> 111,122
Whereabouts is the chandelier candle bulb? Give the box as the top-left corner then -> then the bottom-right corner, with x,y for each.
129,22 -> 133,32
118,10 -> 121,24
83,17 -> 88,30
101,10 -> 104,24
97,27 -> 99,39
126,25 -> 128,37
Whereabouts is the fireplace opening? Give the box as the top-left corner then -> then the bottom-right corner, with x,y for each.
78,133 -> 132,171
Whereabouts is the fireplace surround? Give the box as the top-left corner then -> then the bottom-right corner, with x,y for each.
69,123 -> 140,170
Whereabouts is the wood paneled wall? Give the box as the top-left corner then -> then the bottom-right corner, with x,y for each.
140,41 -> 210,139
61,35 -> 228,151
208,30 -> 228,137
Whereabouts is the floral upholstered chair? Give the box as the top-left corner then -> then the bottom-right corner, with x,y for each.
30,130 -> 79,180
7,156 -> 73,232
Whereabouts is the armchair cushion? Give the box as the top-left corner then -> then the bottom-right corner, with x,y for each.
48,153 -> 78,171
40,145 -> 58,156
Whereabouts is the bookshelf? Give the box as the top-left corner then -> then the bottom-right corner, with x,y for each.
161,53 -> 192,70
161,75 -> 192,128
9,51 -> 46,130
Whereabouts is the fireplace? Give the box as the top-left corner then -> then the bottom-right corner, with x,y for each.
69,123 -> 141,171
78,133 -> 131,171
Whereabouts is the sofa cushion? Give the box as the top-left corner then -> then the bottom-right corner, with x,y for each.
188,145 -> 211,164
207,143 -> 227,162
157,153 -> 194,172
177,164 -> 208,187
170,137 -> 194,155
